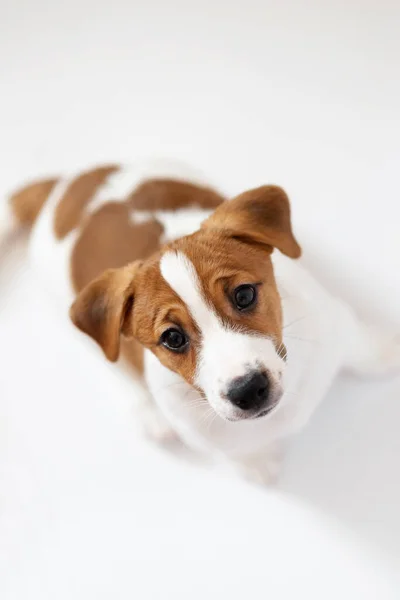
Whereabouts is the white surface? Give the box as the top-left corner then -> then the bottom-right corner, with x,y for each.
1,0 -> 400,597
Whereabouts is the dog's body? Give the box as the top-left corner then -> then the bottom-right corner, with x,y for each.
3,159 -> 400,483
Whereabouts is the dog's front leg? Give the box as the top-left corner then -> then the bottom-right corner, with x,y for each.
232,442 -> 284,486
132,382 -> 180,446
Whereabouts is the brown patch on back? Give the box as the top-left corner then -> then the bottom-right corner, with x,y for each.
128,178 -> 224,210
71,202 -> 163,292
10,179 -> 59,226
54,165 -> 118,239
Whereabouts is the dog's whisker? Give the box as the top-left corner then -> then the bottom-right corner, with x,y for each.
185,400 -> 210,409
277,342 -> 286,358
184,397 -> 206,407
206,410 -> 218,434
283,314 -> 311,330
205,412 -> 217,432
182,389 -> 209,405
183,389 -> 208,401
198,406 -> 215,427
283,333 -> 320,344
164,380 -> 188,390
184,392 -> 207,400
283,389 -> 299,397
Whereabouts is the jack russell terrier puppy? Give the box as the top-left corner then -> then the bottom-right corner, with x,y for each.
2,159 -> 399,483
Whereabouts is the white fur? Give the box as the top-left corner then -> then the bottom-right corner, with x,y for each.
130,207 -> 211,242
160,251 -> 284,421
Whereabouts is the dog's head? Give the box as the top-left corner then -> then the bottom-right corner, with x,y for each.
70,185 -> 301,421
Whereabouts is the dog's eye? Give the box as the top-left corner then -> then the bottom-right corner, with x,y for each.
234,285 -> 257,311
160,328 -> 188,352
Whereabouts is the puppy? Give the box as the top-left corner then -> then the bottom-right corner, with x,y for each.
3,159 -> 399,484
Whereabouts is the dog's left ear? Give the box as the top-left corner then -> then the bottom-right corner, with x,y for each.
202,185 -> 301,258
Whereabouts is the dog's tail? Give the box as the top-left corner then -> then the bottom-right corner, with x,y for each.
0,178 -> 59,247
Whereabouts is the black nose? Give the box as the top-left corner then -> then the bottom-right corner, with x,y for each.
226,371 -> 270,411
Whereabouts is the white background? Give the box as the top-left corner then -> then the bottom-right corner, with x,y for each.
0,0 -> 399,597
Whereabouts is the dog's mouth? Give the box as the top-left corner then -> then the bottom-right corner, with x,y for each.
253,399 -> 282,419
220,400 -> 280,422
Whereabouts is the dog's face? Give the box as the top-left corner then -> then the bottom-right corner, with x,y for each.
70,185 -> 301,422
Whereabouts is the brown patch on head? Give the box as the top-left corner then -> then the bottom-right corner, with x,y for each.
10,178 -> 59,226
177,232 -> 283,341
54,165 -> 118,239
128,178 -> 224,210
70,250 -> 199,383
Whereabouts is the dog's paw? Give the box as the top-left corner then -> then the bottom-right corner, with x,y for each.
137,404 -> 179,446
234,445 -> 283,487
345,320 -> 400,378
378,335 -> 400,373
237,462 -> 281,486
349,333 -> 400,378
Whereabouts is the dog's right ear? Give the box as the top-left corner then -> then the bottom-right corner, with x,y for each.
69,261 -> 142,362
201,185 -> 301,258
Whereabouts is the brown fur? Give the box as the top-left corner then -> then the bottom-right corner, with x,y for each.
10,179 -> 59,226
202,185 -> 301,259
120,337 -> 145,375
128,179 -> 223,210
54,165 -> 118,239
71,202 -> 163,292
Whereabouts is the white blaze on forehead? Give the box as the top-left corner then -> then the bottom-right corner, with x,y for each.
160,251 -> 218,330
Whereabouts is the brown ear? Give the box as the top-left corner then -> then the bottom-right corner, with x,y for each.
202,185 -> 301,258
69,261 -> 141,362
